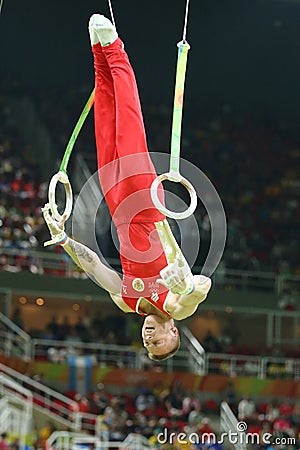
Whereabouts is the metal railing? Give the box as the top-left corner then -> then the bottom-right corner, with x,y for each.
220,401 -> 247,450
1,312 -> 300,380
0,312 -> 31,361
29,338 -> 300,380
0,248 -> 79,279
0,373 -> 33,448
46,431 -> 154,450
0,363 -> 83,431
0,309 -> 191,372
206,352 -> 300,380
33,338 -> 144,368
1,248 -> 299,295
181,326 -> 206,374
32,338 -> 191,373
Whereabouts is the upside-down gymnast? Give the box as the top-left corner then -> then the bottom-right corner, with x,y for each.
43,13 -> 212,361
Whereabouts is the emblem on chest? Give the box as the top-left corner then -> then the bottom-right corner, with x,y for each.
132,278 -> 145,292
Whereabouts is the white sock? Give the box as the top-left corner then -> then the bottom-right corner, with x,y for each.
88,14 -> 118,47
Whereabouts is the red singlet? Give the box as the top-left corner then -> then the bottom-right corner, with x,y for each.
92,38 -> 169,316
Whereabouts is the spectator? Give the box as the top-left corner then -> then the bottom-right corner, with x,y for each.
103,396 -> 128,428
238,396 -> 256,422
223,381 -> 237,414
182,392 -> 201,422
0,433 -> 10,450
10,307 -> 23,329
203,330 -> 222,353
265,399 -> 280,423
46,316 -> 60,339
197,417 -> 216,441
165,391 -> 184,418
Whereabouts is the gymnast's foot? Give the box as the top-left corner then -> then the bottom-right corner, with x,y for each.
88,14 -> 118,47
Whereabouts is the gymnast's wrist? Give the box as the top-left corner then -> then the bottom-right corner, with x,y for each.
57,232 -> 69,246
178,277 -> 195,296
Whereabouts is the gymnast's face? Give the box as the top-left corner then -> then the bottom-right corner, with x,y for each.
142,315 -> 179,358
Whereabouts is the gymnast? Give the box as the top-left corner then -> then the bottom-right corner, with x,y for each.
43,14 -> 211,361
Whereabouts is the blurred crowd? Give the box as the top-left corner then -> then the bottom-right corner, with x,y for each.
2,375 -> 300,449
0,86 -> 299,276
30,312 -> 132,351
44,380 -> 300,449
69,381 -> 300,449
145,104 -> 300,276
0,95 -> 48,272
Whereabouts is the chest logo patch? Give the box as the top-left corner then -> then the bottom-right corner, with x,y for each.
132,278 -> 145,292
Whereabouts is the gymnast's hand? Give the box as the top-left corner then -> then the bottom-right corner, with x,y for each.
157,255 -> 195,296
42,203 -> 68,247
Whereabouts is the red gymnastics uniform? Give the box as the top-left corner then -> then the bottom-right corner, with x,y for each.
92,38 -> 170,317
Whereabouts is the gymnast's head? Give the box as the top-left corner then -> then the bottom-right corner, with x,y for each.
142,314 -> 180,361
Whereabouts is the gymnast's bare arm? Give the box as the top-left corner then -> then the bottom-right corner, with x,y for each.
63,238 -> 134,312
63,238 -> 132,312
63,238 -> 121,293
42,203 -> 132,312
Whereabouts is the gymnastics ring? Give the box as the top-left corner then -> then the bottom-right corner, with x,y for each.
151,171 -> 197,220
48,171 -> 73,222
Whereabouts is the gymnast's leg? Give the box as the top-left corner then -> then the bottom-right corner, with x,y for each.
89,15 -> 123,222
90,14 -> 164,224
89,17 -> 117,168
89,14 -> 166,271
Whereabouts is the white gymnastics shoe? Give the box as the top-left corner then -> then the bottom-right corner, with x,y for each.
88,13 -> 118,47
